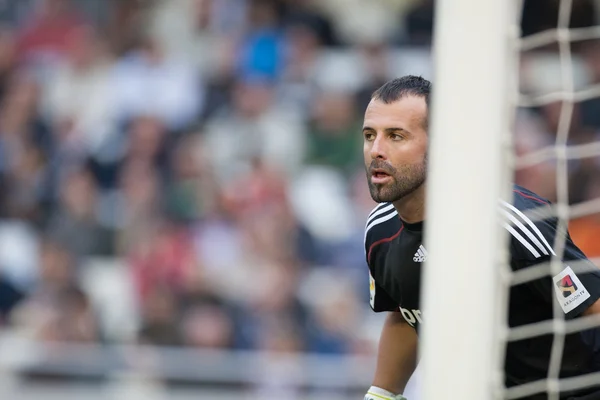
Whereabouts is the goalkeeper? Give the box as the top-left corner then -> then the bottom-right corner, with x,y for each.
362,76 -> 600,400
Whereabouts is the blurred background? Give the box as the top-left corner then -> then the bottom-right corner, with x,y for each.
0,0 -> 598,399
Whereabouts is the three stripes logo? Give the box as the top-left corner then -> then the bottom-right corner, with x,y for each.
413,244 -> 428,262
498,199 -> 556,259
556,275 -> 578,298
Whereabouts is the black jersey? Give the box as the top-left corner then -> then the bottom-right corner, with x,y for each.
364,185 -> 600,399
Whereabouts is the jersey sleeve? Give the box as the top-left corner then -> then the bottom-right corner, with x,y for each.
364,209 -> 399,313
508,212 -> 600,319
368,269 -> 398,312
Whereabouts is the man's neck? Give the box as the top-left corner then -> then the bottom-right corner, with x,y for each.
392,185 -> 426,224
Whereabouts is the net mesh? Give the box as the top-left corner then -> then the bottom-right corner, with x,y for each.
499,0 -> 600,398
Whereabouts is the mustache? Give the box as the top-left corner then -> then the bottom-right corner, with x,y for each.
368,160 -> 396,175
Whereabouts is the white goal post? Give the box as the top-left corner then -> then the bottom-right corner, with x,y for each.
421,0 -> 520,399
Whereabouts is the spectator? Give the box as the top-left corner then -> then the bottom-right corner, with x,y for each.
404,0 -> 434,46
43,25 -> 118,160
0,29 -> 17,100
128,221 -> 196,305
164,133 -> 217,222
9,238 -> 99,343
580,40 -> 600,131
138,286 -> 181,346
112,35 -> 203,131
180,296 -> 236,349
0,72 -> 52,222
46,167 -> 111,260
202,77 -> 306,182
236,0 -> 286,81
305,90 -> 362,176
17,0 -> 87,67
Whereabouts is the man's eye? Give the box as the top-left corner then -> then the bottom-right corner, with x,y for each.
391,134 -> 403,140
364,133 -> 375,140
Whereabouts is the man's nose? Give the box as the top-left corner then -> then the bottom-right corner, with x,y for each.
370,136 -> 387,160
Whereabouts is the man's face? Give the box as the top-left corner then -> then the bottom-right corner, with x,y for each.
363,96 -> 428,203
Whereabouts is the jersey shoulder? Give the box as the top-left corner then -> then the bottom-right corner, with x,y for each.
501,184 -> 556,262
511,184 -> 552,212
364,203 -> 401,256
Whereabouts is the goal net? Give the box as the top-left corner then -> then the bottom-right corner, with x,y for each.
422,0 -> 600,399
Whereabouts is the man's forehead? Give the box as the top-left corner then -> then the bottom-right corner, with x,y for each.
363,96 -> 427,127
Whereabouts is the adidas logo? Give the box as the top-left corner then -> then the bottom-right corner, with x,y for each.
413,244 -> 428,262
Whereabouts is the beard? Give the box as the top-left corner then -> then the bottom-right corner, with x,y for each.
366,156 -> 427,203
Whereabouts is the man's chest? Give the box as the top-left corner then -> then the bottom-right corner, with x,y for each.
371,232 -> 426,326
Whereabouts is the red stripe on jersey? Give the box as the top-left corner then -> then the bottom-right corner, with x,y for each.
367,226 -> 404,264
514,189 -> 548,205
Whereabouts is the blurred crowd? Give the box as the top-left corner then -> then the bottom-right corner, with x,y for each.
0,0 -> 598,378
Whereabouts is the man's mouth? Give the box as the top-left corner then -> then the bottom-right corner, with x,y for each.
371,169 -> 392,184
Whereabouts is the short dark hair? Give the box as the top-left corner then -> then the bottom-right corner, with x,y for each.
371,75 -> 431,106
371,75 -> 431,129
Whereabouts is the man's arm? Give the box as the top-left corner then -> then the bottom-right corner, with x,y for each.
505,204 -> 600,319
372,312 -> 418,395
